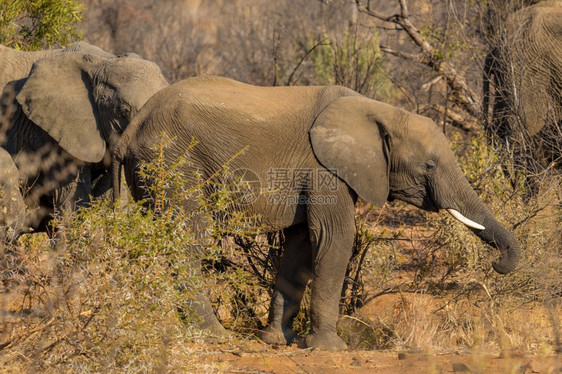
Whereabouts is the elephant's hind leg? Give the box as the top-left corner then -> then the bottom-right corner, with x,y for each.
179,284 -> 228,338
259,223 -> 312,345
179,210 -> 229,339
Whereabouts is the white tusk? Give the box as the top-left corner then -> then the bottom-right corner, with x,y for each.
446,209 -> 485,230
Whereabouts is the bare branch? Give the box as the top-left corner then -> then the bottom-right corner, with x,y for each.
430,104 -> 480,133
287,38 -> 330,86
398,0 -> 409,18
354,0 -> 396,22
358,0 -> 482,122
379,45 -> 428,64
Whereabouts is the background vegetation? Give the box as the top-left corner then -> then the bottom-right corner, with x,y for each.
0,0 -> 83,50
0,0 -> 560,372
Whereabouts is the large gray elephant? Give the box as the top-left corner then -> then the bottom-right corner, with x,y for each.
1,50 -> 168,235
113,76 -> 521,350
483,1 -> 562,190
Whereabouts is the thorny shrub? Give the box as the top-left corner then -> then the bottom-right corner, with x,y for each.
0,136 -> 268,372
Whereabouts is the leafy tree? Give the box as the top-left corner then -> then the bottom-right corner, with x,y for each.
0,0 -> 83,50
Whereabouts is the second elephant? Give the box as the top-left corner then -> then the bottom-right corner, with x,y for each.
483,1 -> 562,190
114,76 -> 521,350
1,49 -> 168,235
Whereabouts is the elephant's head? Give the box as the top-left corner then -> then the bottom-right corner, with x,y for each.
15,52 -> 169,163
310,96 -> 521,274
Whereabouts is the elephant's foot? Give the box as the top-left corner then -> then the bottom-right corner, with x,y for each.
305,330 -> 347,351
179,302 -> 229,341
258,325 -> 297,345
200,319 -> 229,337
198,319 -> 231,342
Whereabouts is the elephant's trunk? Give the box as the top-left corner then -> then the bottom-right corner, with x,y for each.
446,205 -> 521,274
475,214 -> 521,274
439,168 -> 521,274
111,133 -> 129,205
111,109 -> 145,205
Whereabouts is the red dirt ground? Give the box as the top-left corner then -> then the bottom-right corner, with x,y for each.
189,340 -> 561,373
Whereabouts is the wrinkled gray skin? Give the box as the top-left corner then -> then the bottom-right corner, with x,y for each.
0,41 -> 114,89
0,44 -> 168,236
114,76 -> 521,351
0,148 -> 27,242
483,1 -> 562,188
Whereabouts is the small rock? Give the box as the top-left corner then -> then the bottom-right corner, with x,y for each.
452,362 -> 471,372
398,352 -> 408,360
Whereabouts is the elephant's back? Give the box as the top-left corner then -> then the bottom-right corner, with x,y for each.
170,76 -> 355,129
120,77 -> 353,192
0,46 -> 59,89
124,76 -> 357,155
508,1 -> 562,37
0,47 -> 34,89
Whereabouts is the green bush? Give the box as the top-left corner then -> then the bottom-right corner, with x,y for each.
0,0 -> 83,50
308,27 -> 396,100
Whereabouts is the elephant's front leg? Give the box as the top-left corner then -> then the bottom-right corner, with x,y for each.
259,223 -> 312,345
305,198 -> 356,351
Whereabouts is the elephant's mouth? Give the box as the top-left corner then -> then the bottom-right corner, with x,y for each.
419,194 -> 486,231
387,189 -> 440,212
421,195 -> 439,212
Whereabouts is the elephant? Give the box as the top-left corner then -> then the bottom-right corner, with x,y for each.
483,1 -> 562,193
0,148 -> 28,242
0,50 -> 169,236
113,76 -> 522,350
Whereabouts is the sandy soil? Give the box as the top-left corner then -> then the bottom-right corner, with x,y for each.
188,340 -> 561,373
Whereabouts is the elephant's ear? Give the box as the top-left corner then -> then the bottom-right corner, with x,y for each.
310,96 -> 390,206
16,53 -> 107,163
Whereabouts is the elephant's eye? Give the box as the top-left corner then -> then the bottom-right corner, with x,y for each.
119,103 -> 131,118
425,159 -> 437,171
